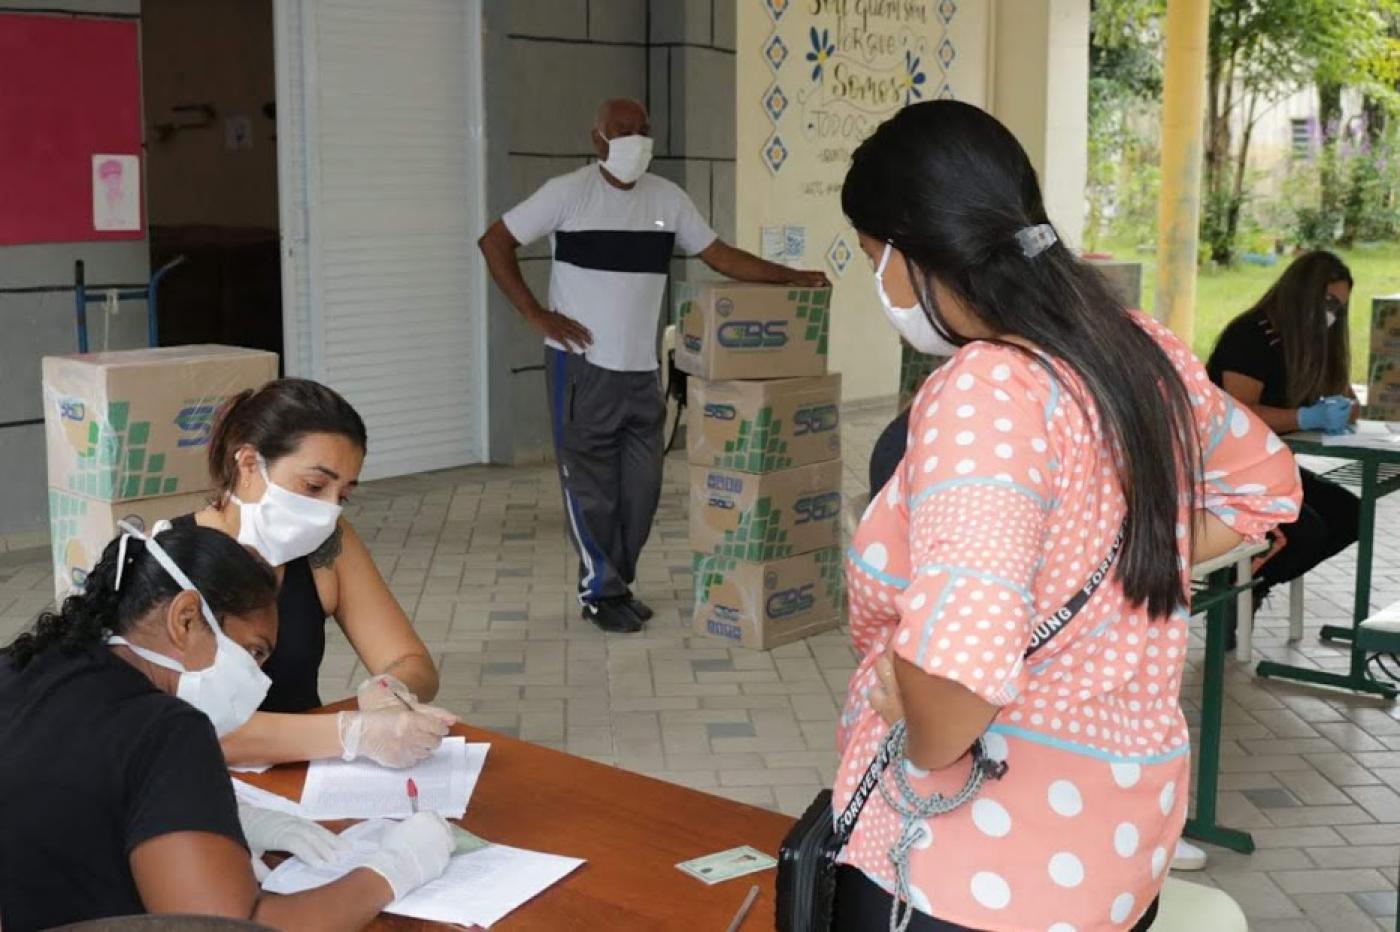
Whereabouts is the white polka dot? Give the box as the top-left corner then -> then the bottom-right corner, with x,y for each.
1029,467 -> 1043,484
896,629 -> 910,646
923,456 -> 939,473
1048,780 -> 1082,817
957,404 -> 975,418
1048,852 -> 1084,888
991,364 -> 1011,382
1150,846 -> 1167,878
1230,408 -> 1250,438
904,758 -> 930,779
910,593 -> 927,610
995,444 -> 1013,459
956,459 -> 976,475
994,389 -> 1011,402
1110,893 -> 1136,924
1110,762 -> 1141,788
909,821 -> 934,850
956,373 -> 975,390
862,543 -> 889,572
970,872 -> 1010,910
972,799 -> 1012,837
994,417 -> 1013,432
908,883 -> 932,912
1032,438 -> 1048,452
1114,822 -> 1139,857
1048,924 -> 1077,932
923,428 -> 939,444
982,732 -> 1009,762
1159,780 -> 1176,815
956,430 -> 976,446
1265,433 -> 1283,454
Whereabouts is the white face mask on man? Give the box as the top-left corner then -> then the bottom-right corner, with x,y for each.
599,133 -> 654,185
106,521 -> 271,737
873,242 -> 960,357
231,456 -> 342,567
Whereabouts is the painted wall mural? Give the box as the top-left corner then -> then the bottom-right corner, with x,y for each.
737,0 -> 988,402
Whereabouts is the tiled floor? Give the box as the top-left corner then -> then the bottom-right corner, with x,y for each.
3,402 -> 1399,929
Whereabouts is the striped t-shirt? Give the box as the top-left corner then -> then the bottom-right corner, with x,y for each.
504,164 -> 717,372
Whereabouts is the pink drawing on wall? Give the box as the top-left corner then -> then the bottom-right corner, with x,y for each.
91,154 -> 141,232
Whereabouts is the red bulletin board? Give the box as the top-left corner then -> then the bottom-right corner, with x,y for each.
0,13 -> 144,245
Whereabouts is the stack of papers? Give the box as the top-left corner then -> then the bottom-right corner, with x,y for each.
301,737 -> 487,820
1317,421 -> 1400,451
263,819 -> 584,928
231,738 -> 489,820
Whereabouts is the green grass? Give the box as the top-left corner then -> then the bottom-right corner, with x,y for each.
1100,239 -> 1400,384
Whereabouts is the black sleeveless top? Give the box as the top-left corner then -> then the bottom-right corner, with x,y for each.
172,514 -> 329,713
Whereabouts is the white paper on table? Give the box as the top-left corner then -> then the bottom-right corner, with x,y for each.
1317,420 -> 1400,450
262,819 -> 584,929
298,737 -> 487,820
231,776 -> 309,817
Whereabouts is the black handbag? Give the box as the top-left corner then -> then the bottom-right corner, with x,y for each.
775,524 -> 1126,932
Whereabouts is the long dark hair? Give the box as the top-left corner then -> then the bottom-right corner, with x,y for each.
842,100 -> 1200,618
4,525 -> 277,671
208,378 -> 367,497
1235,251 -> 1352,407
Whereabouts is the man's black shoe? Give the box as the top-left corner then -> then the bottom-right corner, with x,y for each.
625,595 -> 654,622
583,598 -> 644,633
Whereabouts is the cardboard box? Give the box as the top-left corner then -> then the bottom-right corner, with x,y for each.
692,548 -> 844,650
48,489 -> 212,601
687,374 -> 841,473
690,460 -> 842,561
1368,296 -> 1400,420
42,345 -> 278,502
673,282 -> 830,380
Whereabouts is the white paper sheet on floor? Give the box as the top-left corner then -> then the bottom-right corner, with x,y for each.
262,818 -> 584,928
298,737 -> 488,820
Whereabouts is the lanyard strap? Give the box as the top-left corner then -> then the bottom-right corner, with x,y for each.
835,520 -> 1128,845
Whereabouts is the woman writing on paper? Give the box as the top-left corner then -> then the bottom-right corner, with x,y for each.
1207,251 -> 1361,620
173,378 -> 456,770
0,525 -> 454,930
827,101 -> 1300,931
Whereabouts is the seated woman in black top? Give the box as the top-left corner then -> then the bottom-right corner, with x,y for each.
184,379 -> 456,770
0,525 -> 453,930
1206,250 -> 1361,607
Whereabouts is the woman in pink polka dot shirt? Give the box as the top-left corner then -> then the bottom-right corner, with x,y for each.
828,102 -> 1302,931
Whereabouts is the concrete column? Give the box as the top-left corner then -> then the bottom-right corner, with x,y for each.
988,0 -> 1090,248
1154,0 -> 1210,342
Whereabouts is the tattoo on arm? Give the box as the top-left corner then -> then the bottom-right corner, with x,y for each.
309,525 -> 344,569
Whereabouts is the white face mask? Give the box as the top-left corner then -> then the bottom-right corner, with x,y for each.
599,133 -> 653,185
106,522 -> 271,737
1326,309 -> 1338,328
874,243 -> 959,357
232,457 -> 342,567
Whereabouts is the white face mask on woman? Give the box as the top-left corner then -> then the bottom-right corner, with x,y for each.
599,134 -> 654,185
106,522 -> 271,736
231,456 -> 342,567
873,243 -> 960,357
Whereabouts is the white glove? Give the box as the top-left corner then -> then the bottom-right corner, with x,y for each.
355,675 -> 459,723
337,709 -> 452,768
237,803 -> 351,867
362,812 -> 455,902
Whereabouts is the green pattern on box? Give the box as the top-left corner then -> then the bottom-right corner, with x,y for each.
693,552 -> 739,605
64,401 -> 185,501
718,406 -> 795,472
790,289 -> 831,355
716,496 -> 794,561
814,547 -> 846,603
48,489 -> 89,589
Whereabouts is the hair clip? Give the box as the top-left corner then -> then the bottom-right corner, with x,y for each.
1015,223 -> 1057,258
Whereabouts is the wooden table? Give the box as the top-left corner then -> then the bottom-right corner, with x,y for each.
1257,428 -> 1400,698
239,714 -> 795,930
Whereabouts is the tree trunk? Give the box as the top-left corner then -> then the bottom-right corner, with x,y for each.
1318,81 -> 1343,212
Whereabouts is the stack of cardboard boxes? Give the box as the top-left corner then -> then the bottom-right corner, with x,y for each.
42,345 -> 278,602
674,282 -> 845,650
1368,295 -> 1400,420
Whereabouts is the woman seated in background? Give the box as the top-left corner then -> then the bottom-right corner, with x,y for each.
1207,251 -> 1361,620
829,100 -> 1300,931
0,524 -> 453,931
183,378 -> 456,769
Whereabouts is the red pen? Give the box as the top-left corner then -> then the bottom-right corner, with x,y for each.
406,777 -> 420,814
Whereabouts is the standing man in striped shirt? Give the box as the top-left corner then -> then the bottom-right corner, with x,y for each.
480,98 -> 828,634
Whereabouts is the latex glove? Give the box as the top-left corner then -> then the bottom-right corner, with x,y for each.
357,673 -> 418,712
1320,395 -> 1354,435
1298,399 -> 1331,432
337,709 -> 451,768
237,803 -> 351,867
361,812 -> 455,902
